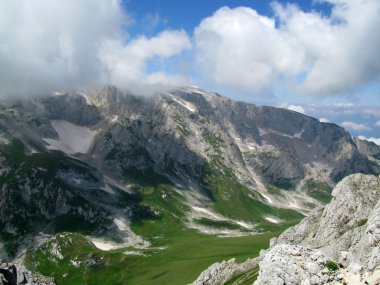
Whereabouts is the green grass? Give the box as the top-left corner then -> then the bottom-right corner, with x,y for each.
304,179 -> 333,203
11,140 -> 305,285
26,230 -> 279,285
204,176 -> 304,232
25,174 -> 293,285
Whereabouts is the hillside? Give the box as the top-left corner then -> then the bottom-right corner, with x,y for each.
0,86 -> 378,284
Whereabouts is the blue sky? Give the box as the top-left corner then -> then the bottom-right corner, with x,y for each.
122,0 -> 380,142
0,0 -> 379,142
123,0 -> 333,34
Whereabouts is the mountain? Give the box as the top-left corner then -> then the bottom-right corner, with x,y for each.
192,173 -> 380,285
256,173 -> 380,285
0,85 -> 378,284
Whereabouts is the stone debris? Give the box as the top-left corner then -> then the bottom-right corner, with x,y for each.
0,261 -> 55,285
191,258 -> 258,285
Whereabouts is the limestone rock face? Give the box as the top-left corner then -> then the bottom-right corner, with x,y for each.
0,261 -> 55,285
254,244 -> 380,285
191,258 -> 258,285
254,244 -> 330,285
254,173 -> 380,285
275,174 -> 380,265
354,137 -> 380,162
191,174 -> 380,284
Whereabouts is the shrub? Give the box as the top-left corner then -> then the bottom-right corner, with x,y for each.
324,260 -> 339,271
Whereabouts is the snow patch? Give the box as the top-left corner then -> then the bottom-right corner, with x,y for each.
183,86 -> 207,96
91,239 -> 119,251
258,128 -> 269,136
79,93 -> 93,105
100,183 -> 117,195
113,217 -> 128,231
191,206 -> 223,220
265,216 -> 281,224
43,120 -> 99,154
104,177 -> 135,194
261,193 -> 273,204
123,250 -> 146,256
259,127 -> 305,140
289,202 -> 302,210
168,94 -> 197,113
236,221 -> 254,229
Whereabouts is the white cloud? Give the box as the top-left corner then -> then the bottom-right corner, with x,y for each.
375,121 -> 380,126
194,0 -> 380,96
287,105 -> 305,114
0,0 -> 126,96
279,102 -> 305,114
332,103 -> 355,108
341,121 -> 371,131
0,0 -> 190,97
319,118 -> 330,123
194,7 -> 304,92
363,109 -> 380,117
357,136 -> 380,145
99,30 -> 191,93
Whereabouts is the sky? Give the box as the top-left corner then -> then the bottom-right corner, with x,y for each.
0,0 -> 379,143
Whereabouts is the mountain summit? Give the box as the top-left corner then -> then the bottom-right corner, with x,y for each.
0,86 -> 378,284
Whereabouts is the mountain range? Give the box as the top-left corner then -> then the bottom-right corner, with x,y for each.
0,85 -> 379,284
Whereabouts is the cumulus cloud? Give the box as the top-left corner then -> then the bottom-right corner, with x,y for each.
0,0 -> 126,96
99,30 -> 191,94
194,7 -> 304,92
280,102 -> 305,114
319,118 -> 330,123
358,136 -> 380,146
341,121 -> 371,131
376,121 -> 380,126
287,105 -> 305,114
0,0 -> 190,97
194,0 -> 380,96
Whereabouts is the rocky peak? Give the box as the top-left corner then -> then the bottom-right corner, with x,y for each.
192,173 -> 380,284
0,261 -> 55,285
253,173 -> 380,284
354,137 -> 380,162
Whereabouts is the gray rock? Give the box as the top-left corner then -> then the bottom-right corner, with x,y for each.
254,173 -> 380,285
191,258 -> 258,285
0,261 -> 54,285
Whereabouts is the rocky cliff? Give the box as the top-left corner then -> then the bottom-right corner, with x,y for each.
255,173 -> 380,285
0,261 -> 55,285
192,173 -> 380,284
0,86 -> 379,282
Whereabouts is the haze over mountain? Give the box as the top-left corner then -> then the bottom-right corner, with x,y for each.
0,0 -> 379,142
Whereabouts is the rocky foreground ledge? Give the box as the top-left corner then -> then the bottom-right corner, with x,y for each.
0,261 -> 55,285
192,173 -> 380,285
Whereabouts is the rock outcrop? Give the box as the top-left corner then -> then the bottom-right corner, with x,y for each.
192,173 -> 380,284
255,244 -> 380,285
0,261 -> 55,285
191,258 -> 258,285
254,173 -> 380,285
